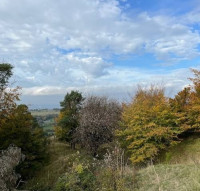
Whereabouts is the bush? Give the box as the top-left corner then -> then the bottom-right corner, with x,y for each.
75,96 -> 121,156
54,162 -> 97,191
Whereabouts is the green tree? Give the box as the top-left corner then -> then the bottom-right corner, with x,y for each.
0,63 -> 20,120
0,63 -> 47,178
55,90 -> 84,149
0,63 -> 13,89
0,104 -> 47,178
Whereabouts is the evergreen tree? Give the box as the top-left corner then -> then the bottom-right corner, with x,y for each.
0,63 -> 13,89
55,91 -> 84,149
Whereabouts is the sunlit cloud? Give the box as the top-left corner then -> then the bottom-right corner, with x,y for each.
0,0 -> 199,107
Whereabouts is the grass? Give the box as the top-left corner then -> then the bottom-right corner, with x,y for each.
22,138 -> 77,190
159,135 -> 200,164
135,164 -> 200,191
134,136 -> 200,191
22,138 -> 93,190
21,136 -> 200,190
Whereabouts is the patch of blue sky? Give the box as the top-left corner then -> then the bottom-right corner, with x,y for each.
191,23 -> 200,33
55,47 -> 80,55
110,52 -> 200,74
110,53 -> 163,70
119,0 -> 197,16
197,44 -> 200,51
174,57 -> 200,69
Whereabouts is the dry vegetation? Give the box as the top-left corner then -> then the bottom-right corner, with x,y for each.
22,136 -> 200,191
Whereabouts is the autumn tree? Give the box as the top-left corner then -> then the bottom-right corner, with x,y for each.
0,63 -> 20,121
188,69 -> 200,130
0,104 -> 47,178
169,69 -> 200,135
117,86 -> 179,164
55,90 -> 84,149
75,96 -> 121,156
0,63 -> 47,178
169,87 -> 193,134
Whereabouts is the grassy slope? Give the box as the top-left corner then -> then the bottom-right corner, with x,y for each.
22,136 -> 200,191
135,164 -> 200,191
22,138 -> 80,190
135,136 -> 200,191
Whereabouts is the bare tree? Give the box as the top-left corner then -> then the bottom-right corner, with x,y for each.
75,96 -> 121,156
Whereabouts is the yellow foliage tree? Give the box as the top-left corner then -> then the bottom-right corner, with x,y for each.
169,69 -> 200,134
117,86 -> 179,164
189,69 -> 200,130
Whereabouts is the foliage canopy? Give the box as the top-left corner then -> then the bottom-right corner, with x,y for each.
55,90 -> 84,148
0,63 -> 47,178
117,86 -> 179,164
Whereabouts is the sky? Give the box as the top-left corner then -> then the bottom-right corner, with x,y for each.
0,0 -> 200,108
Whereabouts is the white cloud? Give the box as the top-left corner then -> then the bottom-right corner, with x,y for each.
0,0 -> 199,104
21,67 -> 192,98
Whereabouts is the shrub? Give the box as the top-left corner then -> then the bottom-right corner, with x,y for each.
54,162 -> 97,191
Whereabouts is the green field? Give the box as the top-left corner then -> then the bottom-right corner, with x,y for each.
31,109 -> 60,116
31,109 -> 60,134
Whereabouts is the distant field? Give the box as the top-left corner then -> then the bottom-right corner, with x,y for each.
31,109 -> 60,116
30,109 -> 60,135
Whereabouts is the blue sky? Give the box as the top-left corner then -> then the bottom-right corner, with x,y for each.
123,0 -> 195,13
0,0 -> 200,108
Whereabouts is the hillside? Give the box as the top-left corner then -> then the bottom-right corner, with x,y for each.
135,164 -> 200,191
20,136 -> 200,191
135,135 -> 200,191
21,138 -> 92,190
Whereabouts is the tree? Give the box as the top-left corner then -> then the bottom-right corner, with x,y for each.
0,63 -> 20,127
0,104 -> 47,178
0,63 -> 13,90
117,86 -> 179,164
169,69 -> 200,135
0,63 -> 47,178
188,69 -> 200,130
75,96 -> 121,156
55,90 -> 84,149
169,87 -> 193,134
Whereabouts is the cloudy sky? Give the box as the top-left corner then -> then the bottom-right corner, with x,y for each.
1,0 -> 200,108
